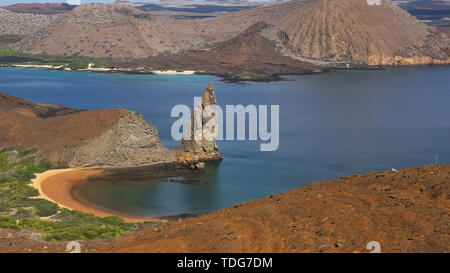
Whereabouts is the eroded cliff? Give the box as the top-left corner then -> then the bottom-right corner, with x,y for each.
0,83 -> 221,168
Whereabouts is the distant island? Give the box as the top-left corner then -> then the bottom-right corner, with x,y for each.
0,0 -> 448,82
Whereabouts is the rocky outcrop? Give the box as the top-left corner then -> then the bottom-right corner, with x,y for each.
389,29 -> 450,65
0,107 -> 174,167
0,84 -> 221,168
180,82 -> 222,162
69,111 -> 176,167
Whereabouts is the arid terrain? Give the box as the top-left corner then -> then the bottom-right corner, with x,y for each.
0,0 -> 449,254
0,92 -> 79,118
112,22 -> 322,81
4,0 -> 447,76
0,8 -> 57,43
1,3 -> 76,15
1,164 -> 448,253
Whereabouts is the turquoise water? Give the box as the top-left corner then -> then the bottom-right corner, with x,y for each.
1,66 -> 450,217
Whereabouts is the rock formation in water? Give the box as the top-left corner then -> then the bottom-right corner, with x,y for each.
180,82 -> 222,163
0,83 -> 221,168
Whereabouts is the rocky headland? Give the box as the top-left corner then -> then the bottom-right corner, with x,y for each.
0,83 -> 222,169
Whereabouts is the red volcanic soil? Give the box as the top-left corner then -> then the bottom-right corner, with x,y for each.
1,164 -> 449,253
2,3 -> 75,15
0,106 -> 127,163
0,92 -> 79,118
112,22 -> 320,79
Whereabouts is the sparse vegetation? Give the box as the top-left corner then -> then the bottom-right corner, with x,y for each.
0,151 -> 139,241
240,71 -> 266,79
0,8 -> 56,37
0,45 -> 112,70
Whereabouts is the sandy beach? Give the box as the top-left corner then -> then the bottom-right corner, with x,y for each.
12,64 -> 63,69
31,168 -> 160,223
152,70 -> 196,75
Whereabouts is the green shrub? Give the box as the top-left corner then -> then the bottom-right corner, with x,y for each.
19,148 -> 38,157
0,216 -> 18,230
30,199 -> 59,217
13,208 -> 35,219
0,151 -> 137,241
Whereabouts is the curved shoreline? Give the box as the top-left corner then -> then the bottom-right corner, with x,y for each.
31,168 -> 162,223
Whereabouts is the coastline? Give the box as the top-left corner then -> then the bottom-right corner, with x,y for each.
0,63 -> 359,83
5,163 -> 450,252
6,64 -> 196,75
1,62 -> 449,83
31,168 -> 162,223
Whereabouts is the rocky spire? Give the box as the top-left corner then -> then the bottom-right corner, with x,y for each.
181,82 -> 221,160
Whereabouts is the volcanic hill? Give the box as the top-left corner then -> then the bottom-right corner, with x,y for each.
15,4 -> 246,59
264,0 -> 450,65
2,3 -> 76,15
113,22 -> 321,80
0,8 -> 57,39
13,0 -> 450,66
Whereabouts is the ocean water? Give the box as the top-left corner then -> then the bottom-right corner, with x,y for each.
1,66 -> 449,217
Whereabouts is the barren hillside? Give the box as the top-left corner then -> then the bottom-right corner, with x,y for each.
0,8 -> 57,37
264,0 -> 449,65
2,164 -> 448,253
16,4 -> 249,59
12,0 -> 450,65
2,3 -> 76,15
113,22 -> 320,78
0,92 -> 79,118
98,164 -> 450,253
